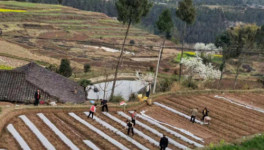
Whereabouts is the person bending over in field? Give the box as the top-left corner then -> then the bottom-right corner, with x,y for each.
100,99 -> 108,112
88,104 -> 97,119
126,119 -> 134,136
201,107 -> 209,121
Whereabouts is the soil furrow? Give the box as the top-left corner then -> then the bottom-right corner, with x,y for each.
55,112 -> 118,150
45,113 -> 89,150
27,114 -> 70,150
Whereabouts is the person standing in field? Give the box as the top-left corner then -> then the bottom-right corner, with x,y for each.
201,107 -> 209,121
190,108 -> 198,123
88,104 -> 97,119
34,90 -> 41,106
159,134 -> 169,150
100,99 -> 108,112
126,119 -> 134,136
146,83 -> 151,97
131,110 -> 137,126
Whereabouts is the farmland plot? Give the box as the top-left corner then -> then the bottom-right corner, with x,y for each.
0,93 -> 263,149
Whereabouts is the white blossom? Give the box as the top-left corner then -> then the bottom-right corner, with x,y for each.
181,56 -> 221,80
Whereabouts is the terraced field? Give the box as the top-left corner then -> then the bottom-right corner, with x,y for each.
0,93 -> 263,149
0,1 -> 177,71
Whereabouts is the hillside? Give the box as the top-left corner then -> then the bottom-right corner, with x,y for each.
0,1 -> 175,74
12,0 -> 264,44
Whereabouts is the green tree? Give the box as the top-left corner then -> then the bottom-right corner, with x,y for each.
255,25 -> 264,49
110,0 -> 153,100
216,24 -> 259,89
156,9 -> 174,60
58,59 -> 72,77
153,9 -> 174,93
78,79 -> 92,88
84,63 -> 91,74
176,0 -> 196,81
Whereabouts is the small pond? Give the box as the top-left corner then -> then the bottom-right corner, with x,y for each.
87,80 -> 146,100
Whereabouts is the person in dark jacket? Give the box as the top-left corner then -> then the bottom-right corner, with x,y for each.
34,90 -> 41,106
100,99 -> 108,112
126,119 -> 134,136
160,134 -> 169,150
201,107 -> 209,121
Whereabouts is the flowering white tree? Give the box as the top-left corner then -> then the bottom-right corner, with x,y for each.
181,56 -> 221,82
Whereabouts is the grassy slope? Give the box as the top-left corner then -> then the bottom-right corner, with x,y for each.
0,1 -> 161,77
206,134 -> 264,150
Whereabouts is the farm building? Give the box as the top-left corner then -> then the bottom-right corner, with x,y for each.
0,62 -> 85,103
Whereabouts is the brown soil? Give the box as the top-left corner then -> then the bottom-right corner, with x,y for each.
0,128 -> 20,150
149,94 -> 264,145
10,117 -> 46,150
45,113 -> 90,150
26,114 -> 70,150
55,113 -> 116,150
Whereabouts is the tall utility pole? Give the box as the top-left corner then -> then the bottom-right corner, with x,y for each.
153,45 -> 162,94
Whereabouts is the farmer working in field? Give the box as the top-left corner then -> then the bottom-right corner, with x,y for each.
201,107 -> 209,121
159,134 -> 169,150
126,119 -> 134,136
131,110 -> 137,126
190,108 -> 198,123
34,90 -> 41,106
100,99 -> 108,112
88,104 -> 97,119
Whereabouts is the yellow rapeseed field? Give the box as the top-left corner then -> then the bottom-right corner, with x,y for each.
0,9 -> 26,12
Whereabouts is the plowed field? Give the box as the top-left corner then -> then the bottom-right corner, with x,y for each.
0,93 -> 263,149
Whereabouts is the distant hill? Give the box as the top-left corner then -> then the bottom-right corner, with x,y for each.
11,0 -> 264,44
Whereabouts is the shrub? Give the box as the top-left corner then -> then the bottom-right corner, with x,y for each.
164,67 -> 170,72
173,69 -> 178,75
149,65 -> 155,72
46,64 -> 58,73
129,93 -> 138,101
130,40 -> 135,45
257,76 -> 264,86
58,59 -> 72,77
99,36 -> 103,40
182,80 -> 198,89
84,63 -> 91,74
78,79 -> 92,88
111,95 -> 124,103
0,65 -> 13,70
157,78 -> 173,92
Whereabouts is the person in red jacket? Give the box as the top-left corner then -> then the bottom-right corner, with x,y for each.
88,104 -> 97,119
131,110 -> 137,126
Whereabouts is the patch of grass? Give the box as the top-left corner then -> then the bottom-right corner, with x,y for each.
111,95 -> 125,103
207,134 -> 264,150
47,20 -> 85,23
0,1 -> 61,8
0,65 -> 13,70
174,52 -> 223,64
0,53 -> 49,67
